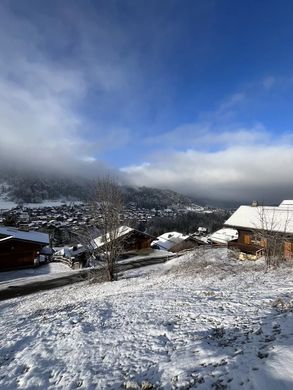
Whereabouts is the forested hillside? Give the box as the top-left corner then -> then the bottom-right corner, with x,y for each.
0,170 -> 195,209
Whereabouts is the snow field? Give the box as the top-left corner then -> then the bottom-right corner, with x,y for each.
0,248 -> 293,389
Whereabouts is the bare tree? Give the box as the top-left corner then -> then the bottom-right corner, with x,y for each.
93,176 -> 124,281
254,205 -> 291,267
75,222 -> 101,267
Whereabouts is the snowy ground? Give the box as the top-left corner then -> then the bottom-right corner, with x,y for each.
1,248 -> 293,389
0,262 -> 72,283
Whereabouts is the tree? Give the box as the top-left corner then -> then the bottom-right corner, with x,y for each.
254,205 -> 291,267
94,176 -> 124,281
2,212 -> 18,226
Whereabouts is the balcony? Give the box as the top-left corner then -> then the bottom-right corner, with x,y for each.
228,241 -> 264,256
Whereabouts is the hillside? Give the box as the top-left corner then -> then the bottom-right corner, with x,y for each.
1,249 -> 293,389
0,170 -> 195,209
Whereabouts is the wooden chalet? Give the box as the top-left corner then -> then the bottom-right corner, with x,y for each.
224,200 -> 293,260
93,226 -> 154,254
170,235 -> 207,253
0,226 -> 50,270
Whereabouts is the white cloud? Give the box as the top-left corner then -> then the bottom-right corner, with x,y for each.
145,122 -> 269,149
0,2 -> 138,175
122,144 -> 293,203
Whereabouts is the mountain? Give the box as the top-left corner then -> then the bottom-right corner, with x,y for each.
0,170 -> 195,209
122,186 -> 193,209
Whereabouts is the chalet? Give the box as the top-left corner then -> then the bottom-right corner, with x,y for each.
151,231 -> 188,251
208,228 -> 238,245
224,200 -> 293,260
0,226 -> 50,270
93,226 -> 154,254
170,234 -> 207,253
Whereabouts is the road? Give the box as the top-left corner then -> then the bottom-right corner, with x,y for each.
0,253 -> 177,301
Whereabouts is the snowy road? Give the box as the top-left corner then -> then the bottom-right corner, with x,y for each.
0,248 -> 293,389
0,262 -> 72,283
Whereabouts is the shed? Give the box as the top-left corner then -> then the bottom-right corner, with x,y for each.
93,226 -> 154,253
0,226 -> 50,270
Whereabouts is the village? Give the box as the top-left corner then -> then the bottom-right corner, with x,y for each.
0,201 -> 218,234
0,199 -> 292,278
1,199 -> 293,389
0,200 -> 226,269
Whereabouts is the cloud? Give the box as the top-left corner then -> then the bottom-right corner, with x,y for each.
128,75 -> 293,203
0,1 -> 140,175
145,122 -> 269,149
122,143 -> 293,203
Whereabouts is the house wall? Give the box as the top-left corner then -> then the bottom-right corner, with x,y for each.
230,227 -> 293,260
284,240 -> 293,260
170,239 -> 199,253
237,229 -> 253,245
0,239 -> 43,270
122,232 -> 153,251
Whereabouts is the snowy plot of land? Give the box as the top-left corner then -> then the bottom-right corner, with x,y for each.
0,262 -> 72,283
1,249 -> 293,389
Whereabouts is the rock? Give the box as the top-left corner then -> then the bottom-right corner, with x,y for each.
141,381 -> 153,390
254,327 -> 262,335
257,351 -> 269,359
124,381 -> 140,389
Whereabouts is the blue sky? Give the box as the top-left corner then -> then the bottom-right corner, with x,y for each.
0,0 -> 293,202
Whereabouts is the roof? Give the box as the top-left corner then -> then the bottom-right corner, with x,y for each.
224,203 -> 293,234
151,231 -> 188,251
0,226 -> 49,244
209,228 -> 238,244
279,200 -> 293,209
93,226 -> 134,249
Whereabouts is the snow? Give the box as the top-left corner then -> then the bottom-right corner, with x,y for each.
225,204 -> 293,234
93,226 -> 134,248
0,199 -> 83,211
279,200 -> 293,209
151,231 -> 188,251
0,226 -> 49,244
0,248 -> 293,389
0,262 -> 72,283
208,228 -> 238,244
55,244 -> 85,258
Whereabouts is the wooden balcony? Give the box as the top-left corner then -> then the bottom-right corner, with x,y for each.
228,241 -> 264,256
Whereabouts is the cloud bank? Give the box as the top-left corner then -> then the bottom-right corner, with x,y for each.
122,144 -> 293,203
0,1 -> 145,176
122,86 -> 293,203
0,1 -> 293,205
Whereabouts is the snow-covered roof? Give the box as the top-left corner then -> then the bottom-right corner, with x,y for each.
93,226 -> 134,249
279,200 -> 293,209
208,228 -> 238,244
151,231 -> 188,251
0,226 -> 49,244
224,203 -> 293,234
0,236 -> 13,243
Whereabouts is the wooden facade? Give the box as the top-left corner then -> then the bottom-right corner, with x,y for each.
0,238 -> 45,270
97,230 -> 154,254
170,237 -> 204,253
227,227 -> 293,260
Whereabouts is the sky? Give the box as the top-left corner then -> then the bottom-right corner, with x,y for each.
0,0 -> 293,203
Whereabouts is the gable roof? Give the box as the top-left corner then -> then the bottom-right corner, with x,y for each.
279,200 -> 293,209
93,226 -> 134,249
209,228 -> 238,244
151,231 -> 188,251
224,202 -> 293,234
0,226 -> 49,245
